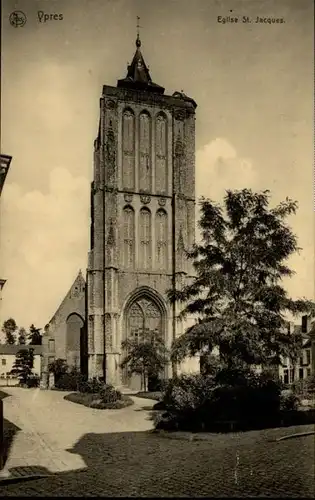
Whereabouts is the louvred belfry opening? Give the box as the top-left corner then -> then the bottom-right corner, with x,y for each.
117,34 -> 165,94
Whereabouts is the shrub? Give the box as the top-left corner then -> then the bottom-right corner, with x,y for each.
100,384 -> 122,403
91,395 -> 133,409
48,359 -> 68,384
78,377 -> 105,394
64,392 -> 133,409
280,390 -> 299,411
148,375 -> 163,392
306,375 -> 315,393
162,374 -> 216,412
154,410 -> 180,431
26,375 -> 40,388
54,370 -> 85,391
76,379 -> 122,402
292,376 -> 315,397
155,368 -> 283,431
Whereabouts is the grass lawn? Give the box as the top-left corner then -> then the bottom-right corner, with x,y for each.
64,392 -> 134,409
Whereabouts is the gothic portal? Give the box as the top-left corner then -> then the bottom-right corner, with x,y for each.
87,33 -> 197,389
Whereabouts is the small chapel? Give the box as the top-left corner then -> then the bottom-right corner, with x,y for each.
42,30 -> 198,391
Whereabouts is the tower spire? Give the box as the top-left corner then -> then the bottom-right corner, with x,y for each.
117,19 -> 165,94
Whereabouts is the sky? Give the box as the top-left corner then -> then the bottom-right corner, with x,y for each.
0,0 -> 314,331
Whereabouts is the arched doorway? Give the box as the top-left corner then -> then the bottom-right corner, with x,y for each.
66,313 -> 86,373
123,292 -> 166,391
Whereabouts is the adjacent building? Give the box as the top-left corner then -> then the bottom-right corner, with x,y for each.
0,154 -> 12,304
40,270 -> 86,388
0,154 -> 12,197
0,344 -> 42,385
279,315 -> 314,385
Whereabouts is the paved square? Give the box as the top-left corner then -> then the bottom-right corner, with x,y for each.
1,387 -> 314,497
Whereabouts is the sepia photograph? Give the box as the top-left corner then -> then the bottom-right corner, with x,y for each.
0,0 -> 314,495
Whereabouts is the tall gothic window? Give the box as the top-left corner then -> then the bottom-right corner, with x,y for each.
127,298 -> 162,343
139,112 -> 151,192
139,208 -> 152,270
155,209 -> 168,270
122,109 -> 135,190
155,113 -> 167,194
123,205 -> 135,268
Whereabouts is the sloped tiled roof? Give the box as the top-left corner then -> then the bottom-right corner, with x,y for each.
117,35 -> 165,94
0,154 -> 12,196
47,270 -> 85,325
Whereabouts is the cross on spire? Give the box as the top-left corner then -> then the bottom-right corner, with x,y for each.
136,15 -> 142,47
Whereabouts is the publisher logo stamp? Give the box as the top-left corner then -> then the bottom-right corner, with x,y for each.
9,11 -> 27,28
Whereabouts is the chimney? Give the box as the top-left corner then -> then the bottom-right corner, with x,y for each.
301,315 -> 308,333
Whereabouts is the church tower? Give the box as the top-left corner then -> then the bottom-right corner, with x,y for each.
87,30 -> 197,389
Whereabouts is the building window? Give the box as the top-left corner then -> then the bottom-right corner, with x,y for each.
283,369 -> 289,385
123,206 -> 135,268
155,113 -> 167,194
289,368 -> 295,383
306,350 -> 311,365
1,359 -> 6,366
139,112 -> 151,192
48,339 -> 55,353
299,368 -> 304,380
299,354 -> 303,366
155,209 -> 168,270
139,208 -> 152,269
307,368 -> 311,378
122,109 -> 135,190
127,298 -> 162,345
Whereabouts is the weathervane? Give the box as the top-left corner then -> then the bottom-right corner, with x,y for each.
136,15 -> 143,47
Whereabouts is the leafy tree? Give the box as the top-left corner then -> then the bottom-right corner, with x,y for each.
121,330 -> 169,392
48,358 -> 68,384
2,318 -> 17,345
17,327 -> 27,345
169,189 -> 315,373
10,348 -> 35,385
28,324 -> 42,345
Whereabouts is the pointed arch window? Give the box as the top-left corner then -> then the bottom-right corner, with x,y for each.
128,298 -> 162,344
155,209 -> 168,270
139,208 -> 152,269
123,206 -> 135,268
139,112 -> 151,192
155,113 -> 167,194
122,109 -> 135,190
128,302 -> 144,343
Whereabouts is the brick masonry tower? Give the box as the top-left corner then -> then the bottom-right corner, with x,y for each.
86,31 -> 197,389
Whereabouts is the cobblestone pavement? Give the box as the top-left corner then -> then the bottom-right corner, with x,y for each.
1,388 -> 314,497
0,386 -> 155,476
